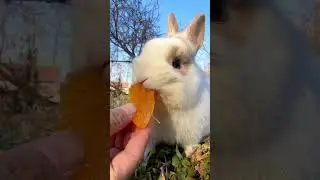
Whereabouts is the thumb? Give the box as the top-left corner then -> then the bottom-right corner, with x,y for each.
110,103 -> 136,136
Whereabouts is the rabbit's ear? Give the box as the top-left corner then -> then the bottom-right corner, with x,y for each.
184,14 -> 205,49
168,13 -> 179,36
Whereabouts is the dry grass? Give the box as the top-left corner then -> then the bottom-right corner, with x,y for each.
110,87 -> 129,109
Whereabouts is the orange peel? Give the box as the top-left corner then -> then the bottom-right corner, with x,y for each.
129,82 -> 156,129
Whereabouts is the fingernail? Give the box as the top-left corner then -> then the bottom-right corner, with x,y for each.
119,103 -> 136,118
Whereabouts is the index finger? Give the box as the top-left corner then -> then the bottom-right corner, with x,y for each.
110,103 -> 136,136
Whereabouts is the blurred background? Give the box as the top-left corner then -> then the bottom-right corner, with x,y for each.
0,0 -> 70,150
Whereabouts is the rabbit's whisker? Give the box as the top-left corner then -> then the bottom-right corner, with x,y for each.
152,115 -> 161,124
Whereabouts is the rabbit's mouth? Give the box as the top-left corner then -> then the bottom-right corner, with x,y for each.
136,78 -> 155,90
139,77 -> 160,91
137,78 -> 162,101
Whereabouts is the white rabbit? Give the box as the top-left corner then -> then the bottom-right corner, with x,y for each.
132,13 -> 210,158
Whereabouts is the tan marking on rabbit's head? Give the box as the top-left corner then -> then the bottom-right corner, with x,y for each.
164,13 -> 206,76
161,36 -> 195,76
132,13 -> 206,109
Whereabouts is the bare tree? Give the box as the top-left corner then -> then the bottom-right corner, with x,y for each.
110,0 -> 160,61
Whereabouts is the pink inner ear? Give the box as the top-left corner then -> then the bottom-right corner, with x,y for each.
168,13 -> 179,37
184,15 -> 205,49
193,27 -> 205,48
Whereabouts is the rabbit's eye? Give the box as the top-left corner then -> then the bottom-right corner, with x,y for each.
172,58 -> 181,69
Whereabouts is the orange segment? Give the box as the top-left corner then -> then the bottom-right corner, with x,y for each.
129,82 -> 156,129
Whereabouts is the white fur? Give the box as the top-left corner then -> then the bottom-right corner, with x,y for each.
132,23 -> 210,157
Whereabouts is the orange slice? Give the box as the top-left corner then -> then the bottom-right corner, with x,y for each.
129,82 -> 156,128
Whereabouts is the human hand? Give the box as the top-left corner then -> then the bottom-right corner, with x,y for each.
110,103 -> 151,180
0,103 -> 150,180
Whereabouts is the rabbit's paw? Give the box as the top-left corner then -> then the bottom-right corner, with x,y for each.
184,144 -> 198,157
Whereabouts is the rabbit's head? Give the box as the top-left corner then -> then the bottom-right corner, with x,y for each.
132,13 -> 207,109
